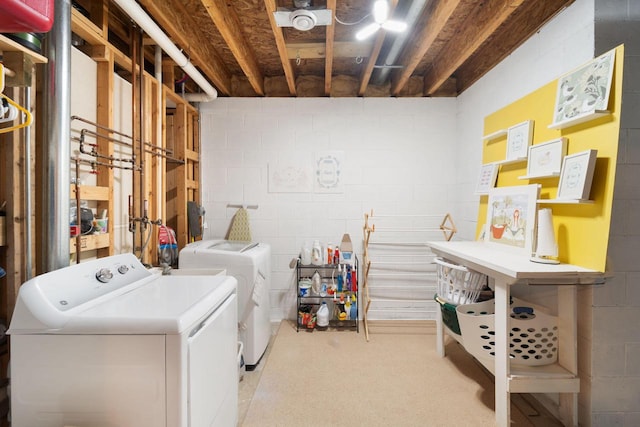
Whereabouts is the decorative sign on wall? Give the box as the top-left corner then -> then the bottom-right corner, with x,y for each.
551,48 -> 615,127
485,184 -> 539,255
475,162 -> 499,195
506,120 -> 534,161
314,151 -> 343,193
557,149 -> 598,200
526,137 -> 567,178
268,161 -> 313,193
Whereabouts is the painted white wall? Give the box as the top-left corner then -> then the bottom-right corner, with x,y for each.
70,47 -> 133,260
199,97 -> 458,320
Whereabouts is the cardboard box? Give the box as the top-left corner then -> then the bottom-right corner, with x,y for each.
339,233 -> 353,265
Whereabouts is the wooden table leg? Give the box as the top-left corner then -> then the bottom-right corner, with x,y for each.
494,277 -> 510,427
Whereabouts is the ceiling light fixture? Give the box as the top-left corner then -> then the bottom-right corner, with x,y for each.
355,0 -> 407,41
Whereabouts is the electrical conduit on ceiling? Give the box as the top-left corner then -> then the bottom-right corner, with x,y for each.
111,0 -> 217,102
372,0 -> 428,85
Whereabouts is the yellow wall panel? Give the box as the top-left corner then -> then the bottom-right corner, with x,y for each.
476,45 -> 624,271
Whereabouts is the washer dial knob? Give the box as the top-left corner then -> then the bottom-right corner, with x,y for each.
96,268 -> 113,283
117,264 -> 129,275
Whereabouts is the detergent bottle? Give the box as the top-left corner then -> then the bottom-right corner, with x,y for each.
311,240 -> 323,266
350,295 -> 357,320
317,301 -> 329,328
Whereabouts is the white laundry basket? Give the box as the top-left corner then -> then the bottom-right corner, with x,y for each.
456,297 -> 559,366
435,257 -> 487,305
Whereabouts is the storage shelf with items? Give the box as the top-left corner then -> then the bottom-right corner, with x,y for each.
296,248 -> 358,333
69,184 -> 111,258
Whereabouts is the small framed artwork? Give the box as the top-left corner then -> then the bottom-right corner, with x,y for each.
557,149 -> 598,200
475,162 -> 499,195
526,137 -> 568,178
485,184 -> 540,255
506,120 -> 534,161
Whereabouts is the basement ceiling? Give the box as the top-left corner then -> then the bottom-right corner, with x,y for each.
106,0 -> 575,98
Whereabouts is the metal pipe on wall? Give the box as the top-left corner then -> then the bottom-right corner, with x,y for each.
111,0 -> 218,102
40,0 -> 72,272
24,86 -> 32,279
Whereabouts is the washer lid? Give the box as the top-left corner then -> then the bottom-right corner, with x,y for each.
8,252 -> 237,334
63,275 -> 237,334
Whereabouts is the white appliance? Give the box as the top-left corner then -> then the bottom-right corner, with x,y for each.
179,240 -> 271,369
8,253 -> 238,427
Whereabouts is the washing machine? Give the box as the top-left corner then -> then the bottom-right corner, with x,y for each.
8,253 -> 238,427
179,240 -> 271,369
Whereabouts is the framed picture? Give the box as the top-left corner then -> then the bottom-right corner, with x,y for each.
526,137 -> 567,178
557,149 -> 598,200
506,120 -> 534,161
475,162 -> 499,195
551,49 -> 615,127
485,184 -> 540,255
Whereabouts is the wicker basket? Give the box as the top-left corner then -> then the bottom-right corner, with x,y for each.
456,298 -> 559,366
435,257 -> 487,305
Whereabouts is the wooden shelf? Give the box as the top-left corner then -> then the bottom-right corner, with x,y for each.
444,327 -> 579,393
548,110 -> 610,129
0,34 -> 47,64
70,233 -> 110,254
482,129 -> 507,142
537,199 -> 594,204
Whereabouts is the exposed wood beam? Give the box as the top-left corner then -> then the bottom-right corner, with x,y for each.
287,42 -> 373,60
199,0 -> 265,96
390,0 -> 463,96
422,0 -> 527,95
264,0 -> 296,95
454,0 -> 574,93
359,0 -> 398,96
137,0 -> 232,95
324,0 -> 337,96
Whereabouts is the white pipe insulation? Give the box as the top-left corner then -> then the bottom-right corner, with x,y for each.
111,0 -> 218,101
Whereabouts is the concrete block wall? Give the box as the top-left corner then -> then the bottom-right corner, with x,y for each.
590,0 -> 640,425
199,97 -> 458,321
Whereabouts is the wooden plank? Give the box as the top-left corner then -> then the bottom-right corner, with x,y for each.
454,0 -> 574,94
287,42 -> 373,60
0,35 -> 47,64
390,0 -> 463,96
138,0 -> 233,95
70,185 -> 110,201
174,102 -> 189,249
185,150 -> 199,162
422,0 -> 526,95
264,0 -> 296,95
70,234 -> 110,254
96,47 -> 115,258
199,0 -> 265,96
71,7 -> 106,46
324,0 -> 337,96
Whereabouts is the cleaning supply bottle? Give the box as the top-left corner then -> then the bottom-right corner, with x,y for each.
344,297 -> 351,320
337,264 -> 343,292
311,240 -> 322,266
317,301 -> 329,328
350,295 -> 357,320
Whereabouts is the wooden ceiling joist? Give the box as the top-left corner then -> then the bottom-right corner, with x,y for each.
390,0 -> 463,96
199,0 -> 265,96
422,0 -> 526,95
324,0 -> 337,95
453,0 -> 575,93
137,0 -> 233,95
264,0 -> 297,95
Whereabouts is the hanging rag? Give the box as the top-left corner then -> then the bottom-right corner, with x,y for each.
239,270 -> 266,332
228,207 -> 252,241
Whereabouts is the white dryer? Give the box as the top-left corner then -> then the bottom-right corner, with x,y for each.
8,253 -> 238,427
179,240 -> 271,369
